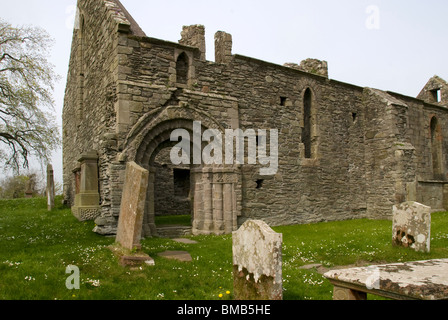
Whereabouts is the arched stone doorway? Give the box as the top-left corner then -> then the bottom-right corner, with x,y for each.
144,143 -> 193,238
121,106 -> 241,238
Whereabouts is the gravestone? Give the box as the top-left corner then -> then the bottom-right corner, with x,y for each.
25,179 -> 33,199
46,164 -> 55,211
116,162 -> 149,251
392,201 -> 431,253
232,220 -> 283,300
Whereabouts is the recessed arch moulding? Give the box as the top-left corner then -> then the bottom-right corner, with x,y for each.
110,105 -> 242,237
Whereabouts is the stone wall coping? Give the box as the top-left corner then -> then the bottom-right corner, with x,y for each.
127,34 -> 201,56
418,179 -> 448,185
78,151 -> 99,162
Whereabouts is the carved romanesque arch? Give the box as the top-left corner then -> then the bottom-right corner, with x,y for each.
119,105 -> 240,237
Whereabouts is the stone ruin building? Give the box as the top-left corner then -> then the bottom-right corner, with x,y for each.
63,0 -> 448,237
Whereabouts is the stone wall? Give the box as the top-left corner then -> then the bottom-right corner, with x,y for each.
153,148 -> 191,217
63,0 -> 448,236
63,0 -> 126,208
389,91 -> 448,211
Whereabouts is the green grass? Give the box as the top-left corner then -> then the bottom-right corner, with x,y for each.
155,214 -> 191,226
0,197 -> 447,300
277,216 -> 448,300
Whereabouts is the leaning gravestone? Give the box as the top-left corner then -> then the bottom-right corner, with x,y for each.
116,162 -> 149,251
232,220 -> 283,300
392,201 -> 431,253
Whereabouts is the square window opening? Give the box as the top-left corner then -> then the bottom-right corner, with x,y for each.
280,97 -> 287,106
431,89 -> 442,103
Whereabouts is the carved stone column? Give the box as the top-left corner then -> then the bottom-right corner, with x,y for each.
202,167 -> 214,234
223,182 -> 237,234
142,167 -> 157,238
192,167 -> 204,234
192,166 -> 239,236
213,181 -> 224,234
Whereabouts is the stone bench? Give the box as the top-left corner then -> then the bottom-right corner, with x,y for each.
324,259 -> 448,300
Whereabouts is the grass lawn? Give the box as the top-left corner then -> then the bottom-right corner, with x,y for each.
155,214 -> 191,226
1,197 -> 447,300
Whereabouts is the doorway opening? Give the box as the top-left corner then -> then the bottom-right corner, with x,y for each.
152,147 -> 192,237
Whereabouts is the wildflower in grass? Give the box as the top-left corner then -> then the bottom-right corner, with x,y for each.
85,278 -> 100,287
3,260 -> 22,268
219,293 -> 223,298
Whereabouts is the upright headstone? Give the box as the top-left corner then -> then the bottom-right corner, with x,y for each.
392,201 -> 431,253
46,164 -> 55,211
25,179 -> 33,199
116,162 -> 149,251
72,151 -> 101,221
232,220 -> 283,300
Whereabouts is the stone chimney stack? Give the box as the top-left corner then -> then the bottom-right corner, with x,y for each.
215,31 -> 233,64
179,25 -> 206,61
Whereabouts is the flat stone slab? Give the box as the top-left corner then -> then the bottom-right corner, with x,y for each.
158,251 -> 192,262
108,244 -> 155,267
299,263 -> 328,275
120,255 -> 155,267
324,259 -> 448,300
299,263 -> 323,271
172,238 -> 198,244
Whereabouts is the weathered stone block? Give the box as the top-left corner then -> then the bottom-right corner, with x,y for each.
392,202 -> 431,253
232,220 -> 283,300
116,162 -> 149,250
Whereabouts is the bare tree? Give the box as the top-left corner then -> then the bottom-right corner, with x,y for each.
0,19 -> 61,172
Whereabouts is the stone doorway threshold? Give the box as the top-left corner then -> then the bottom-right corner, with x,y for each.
156,225 -> 192,238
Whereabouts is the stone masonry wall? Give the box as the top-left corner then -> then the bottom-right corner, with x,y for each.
394,93 -> 448,210
63,0 -> 448,236
105,31 -> 376,226
63,0 -> 124,207
102,29 -> 379,226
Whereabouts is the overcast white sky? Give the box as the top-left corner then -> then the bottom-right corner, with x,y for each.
1,0 -> 448,184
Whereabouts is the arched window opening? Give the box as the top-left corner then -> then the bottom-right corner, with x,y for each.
176,52 -> 189,84
302,88 -> 312,159
430,116 -> 443,179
